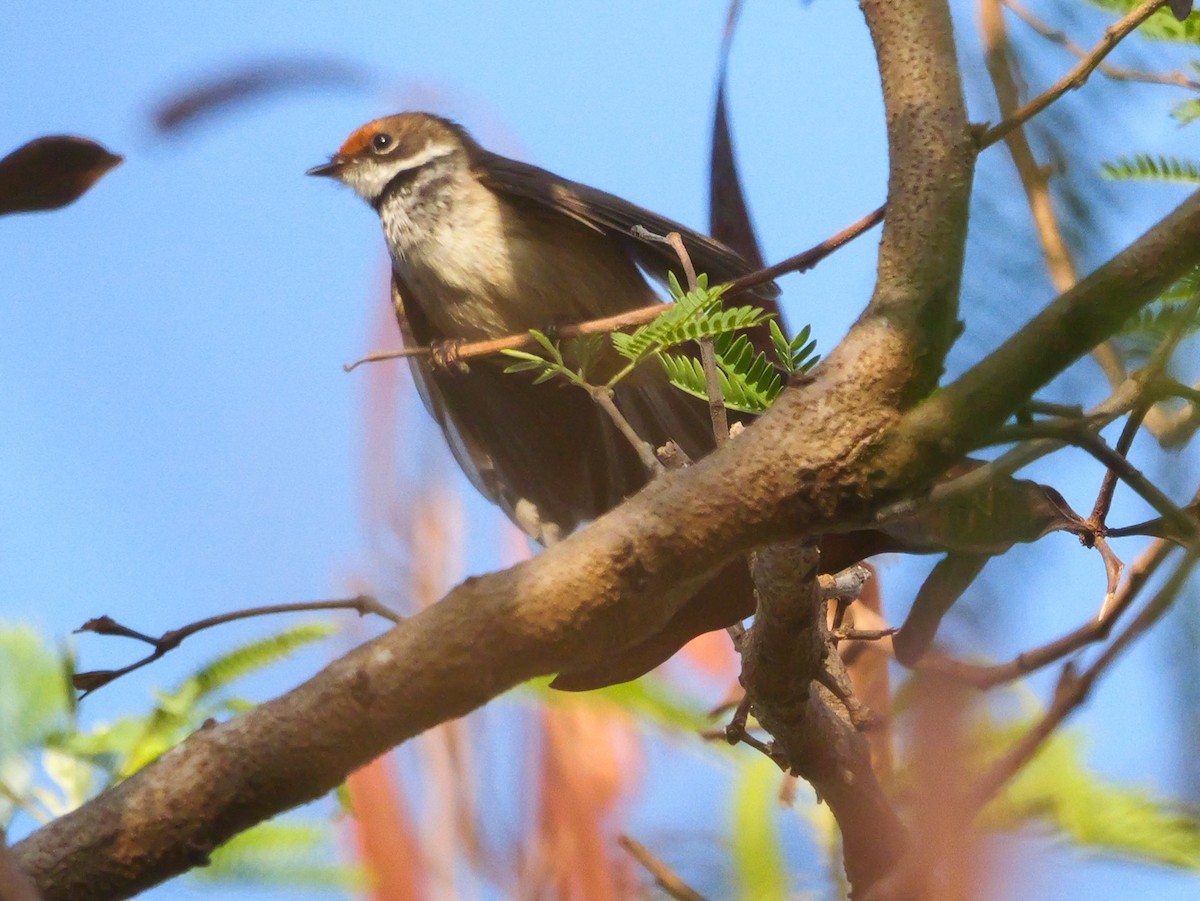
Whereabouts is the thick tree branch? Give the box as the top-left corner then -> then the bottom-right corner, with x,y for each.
859,0 -> 975,401
887,188 -> 1200,473
741,543 -> 907,893
14,6 -> 1200,901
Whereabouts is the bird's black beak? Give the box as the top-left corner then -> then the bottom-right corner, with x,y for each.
306,158 -> 344,178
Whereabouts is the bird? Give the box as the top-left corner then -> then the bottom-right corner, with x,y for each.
308,112 -> 780,688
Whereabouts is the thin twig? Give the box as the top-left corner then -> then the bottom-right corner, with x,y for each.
1020,399 -> 1085,419
833,626 -> 898,642
987,419 -> 1194,540
879,377 -> 1144,519
666,231 -> 729,447
725,205 -> 885,295
972,548 -> 1199,805
618,835 -> 707,901
72,595 -> 396,696
344,208 -> 886,373
980,0 -> 1126,387
589,385 -> 663,474
1004,0 -> 1200,92
980,0 -> 1170,149
1088,407 -> 1147,528
919,534 -> 1175,689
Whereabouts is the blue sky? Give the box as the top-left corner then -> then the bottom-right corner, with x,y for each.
3,1 -> 1199,898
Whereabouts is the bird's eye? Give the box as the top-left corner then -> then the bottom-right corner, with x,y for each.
371,133 -> 394,153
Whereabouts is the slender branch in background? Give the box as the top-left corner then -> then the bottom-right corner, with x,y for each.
987,418 -> 1194,538
869,547 -> 1200,900
980,0 -> 1170,149
1090,292 -> 1200,529
879,378 -> 1143,519
919,532 -> 1177,688
980,0 -> 1126,385
71,595 -> 396,696
618,835 -> 707,901
973,549 -> 1200,805
1004,0 -> 1200,91
1088,408 -> 1148,528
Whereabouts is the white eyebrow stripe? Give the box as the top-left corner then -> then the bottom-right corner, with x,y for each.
391,140 -> 456,171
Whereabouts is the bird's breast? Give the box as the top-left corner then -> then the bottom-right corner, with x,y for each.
382,188 -> 653,342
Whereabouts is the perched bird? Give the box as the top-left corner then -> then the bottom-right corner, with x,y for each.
309,112 -> 777,687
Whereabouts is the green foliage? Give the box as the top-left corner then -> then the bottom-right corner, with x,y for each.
501,329 -> 590,387
1103,154 -> 1200,184
198,819 -> 358,889
989,727 -> 1200,871
769,320 -> 820,374
1173,98 -> 1200,126
732,757 -> 790,901
610,272 -> 775,385
1115,265 -> 1200,362
0,626 -> 72,760
528,673 -> 712,734
0,620 -> 347,890
661,333 -> 783,414
659,321 -> 818,414
502,271 -> 816,421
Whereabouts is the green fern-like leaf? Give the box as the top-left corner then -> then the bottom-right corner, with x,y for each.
991,728 -> 1200,871
1117,264 -> 1200,363
198,819 -> 356,888
769,320 -> 820,373
1120,301 -> 1200,361
502,330 -> 583,386
188,622 -> 337,701
1160,267 -> 1200,303
661,334 -> 785,414
611,281 -> 725,362
1173,98 -> 1200,127
1103,154 -> 1200,184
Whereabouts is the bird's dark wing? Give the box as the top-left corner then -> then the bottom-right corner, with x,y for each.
474,150 -> 778,301
392,273 -> 654,543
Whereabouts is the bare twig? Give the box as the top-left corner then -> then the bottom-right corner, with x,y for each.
588,385 -> 663,474
344,207 -> 885,373
919,534 -> 1175,689
980,0 -> 1126,387
72,595 -> 396,696
980,0 -> 1170,149
972,548 -> 1199,805
833,626 -> 898,643
1088,407 -> 1147,528
618,835 -> 707,901
725,205 -> 886,296
988,419 -> 1196,542
1004,0 -> 1200,91
886,377 -> 1144,517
